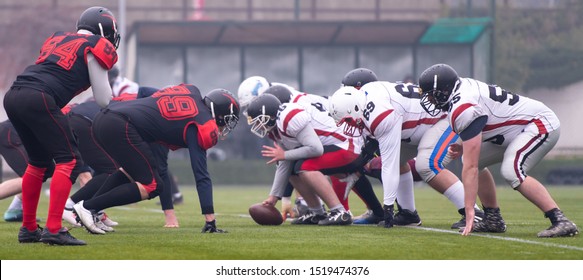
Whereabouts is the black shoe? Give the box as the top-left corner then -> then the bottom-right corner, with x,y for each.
393,209 -> 422,226
537,208 -> 580,238
318,210 -> 352,226
451,208 -> 485,229
291,211 -> 327,225
472,207 -> 506,233
40,228 -> 86,246
379,204 -> 395,228
18,225 -> 42,243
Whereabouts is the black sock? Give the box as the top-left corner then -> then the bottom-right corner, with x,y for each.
353,176 -> 384,217
70,173 -> 109,203
93,171 -> 131,197
84,182 -> 141,211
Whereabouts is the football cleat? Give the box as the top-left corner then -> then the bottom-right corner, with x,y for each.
18,225 -> 43,243
318,210 -> 352,226
393,209 -> 422,226
537,208 -> 579,238
97,211 -> 118,227
73,201 -> 106,235
40,227 -> 86,246
451,208 -> 485,229
472,207 -> 506,233
291,211 -> 327,225
353,210 -> 383,225
62,207 -> 81,227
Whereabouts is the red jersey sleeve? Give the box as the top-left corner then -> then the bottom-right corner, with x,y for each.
195,121 -> 219,150
89,37 -> 118,70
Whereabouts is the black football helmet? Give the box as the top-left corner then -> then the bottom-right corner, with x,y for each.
342,68 -> 378,89
203,89 -> 240,139
418,64 -> 459,116
77,6 -> 120,49
246,94 -> 281,138
263,85 -> 292,104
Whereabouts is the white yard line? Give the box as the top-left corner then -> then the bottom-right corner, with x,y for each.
411,226 -> 583,252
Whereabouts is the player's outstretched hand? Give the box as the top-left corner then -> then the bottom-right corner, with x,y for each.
201,220 -> 227,233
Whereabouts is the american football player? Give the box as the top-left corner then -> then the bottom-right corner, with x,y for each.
418,63 -> 579,237
4,6 -> 120,245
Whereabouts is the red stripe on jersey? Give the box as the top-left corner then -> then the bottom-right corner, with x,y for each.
450,103 -> 474,133
370,110 -> 393,136
483,120 -> 530,131
314,129 -> 347,142
292,93 -> 307,103
402,115 -> 445,130
282,108 -> 304,135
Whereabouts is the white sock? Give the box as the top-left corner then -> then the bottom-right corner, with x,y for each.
65,198 -> 75,209
443,181 -> 465,210
7,195 -> 22,210
396,171 -> 416,210
309,206 -> 326,215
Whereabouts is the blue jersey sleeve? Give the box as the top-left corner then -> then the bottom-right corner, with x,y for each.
186,125 -> 214,214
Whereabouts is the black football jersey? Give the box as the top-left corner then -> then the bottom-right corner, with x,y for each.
12,31 -> 117,108
106,84 -> 219,150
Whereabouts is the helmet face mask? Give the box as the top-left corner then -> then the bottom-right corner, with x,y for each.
77,6 -> 120,49
418,64 -> 459,116
329,86 -> 367,137
246,94 -> 281,138
248,114 -> 276,138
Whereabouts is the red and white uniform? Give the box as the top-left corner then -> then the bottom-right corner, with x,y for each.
111,77 -> 139,97
272,103 -> 356,153
290,91 -> 330,112
448,78 -> 560,188
267,103 -> 360,197
359,81 -> 445,206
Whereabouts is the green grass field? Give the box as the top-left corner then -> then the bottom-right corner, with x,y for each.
0,184 -> 582,260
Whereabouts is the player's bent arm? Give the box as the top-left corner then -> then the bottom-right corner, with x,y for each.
87,53 -> 113,108
269,160 -> 293,198
284,124 -> 323,160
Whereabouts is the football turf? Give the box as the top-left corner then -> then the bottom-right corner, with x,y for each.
0,185 -> 581,260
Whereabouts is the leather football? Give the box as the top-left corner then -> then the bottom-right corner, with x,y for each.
248,203 -> 283,226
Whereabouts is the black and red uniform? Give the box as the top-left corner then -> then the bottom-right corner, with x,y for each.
83,84 -> 219,215
3,31 -> 117,233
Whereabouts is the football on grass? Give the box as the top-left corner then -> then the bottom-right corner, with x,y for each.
248,203 -> 283,226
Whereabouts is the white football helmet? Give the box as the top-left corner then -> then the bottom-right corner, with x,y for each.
237,76 -> 270,115
329,86 -> 367,137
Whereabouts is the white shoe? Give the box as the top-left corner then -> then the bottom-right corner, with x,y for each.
73,201 -> 105,235
95,220 -> 115,232
98,212 -> 118,227
62,207 -> 81,227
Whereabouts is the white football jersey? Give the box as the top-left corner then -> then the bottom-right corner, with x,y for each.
290,91 -> 330,112
270,103 -> 357,152
448,78 -> 560,145
361,81 -> 446,145
111,77 -> 139,97
359,81 -> 446,205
